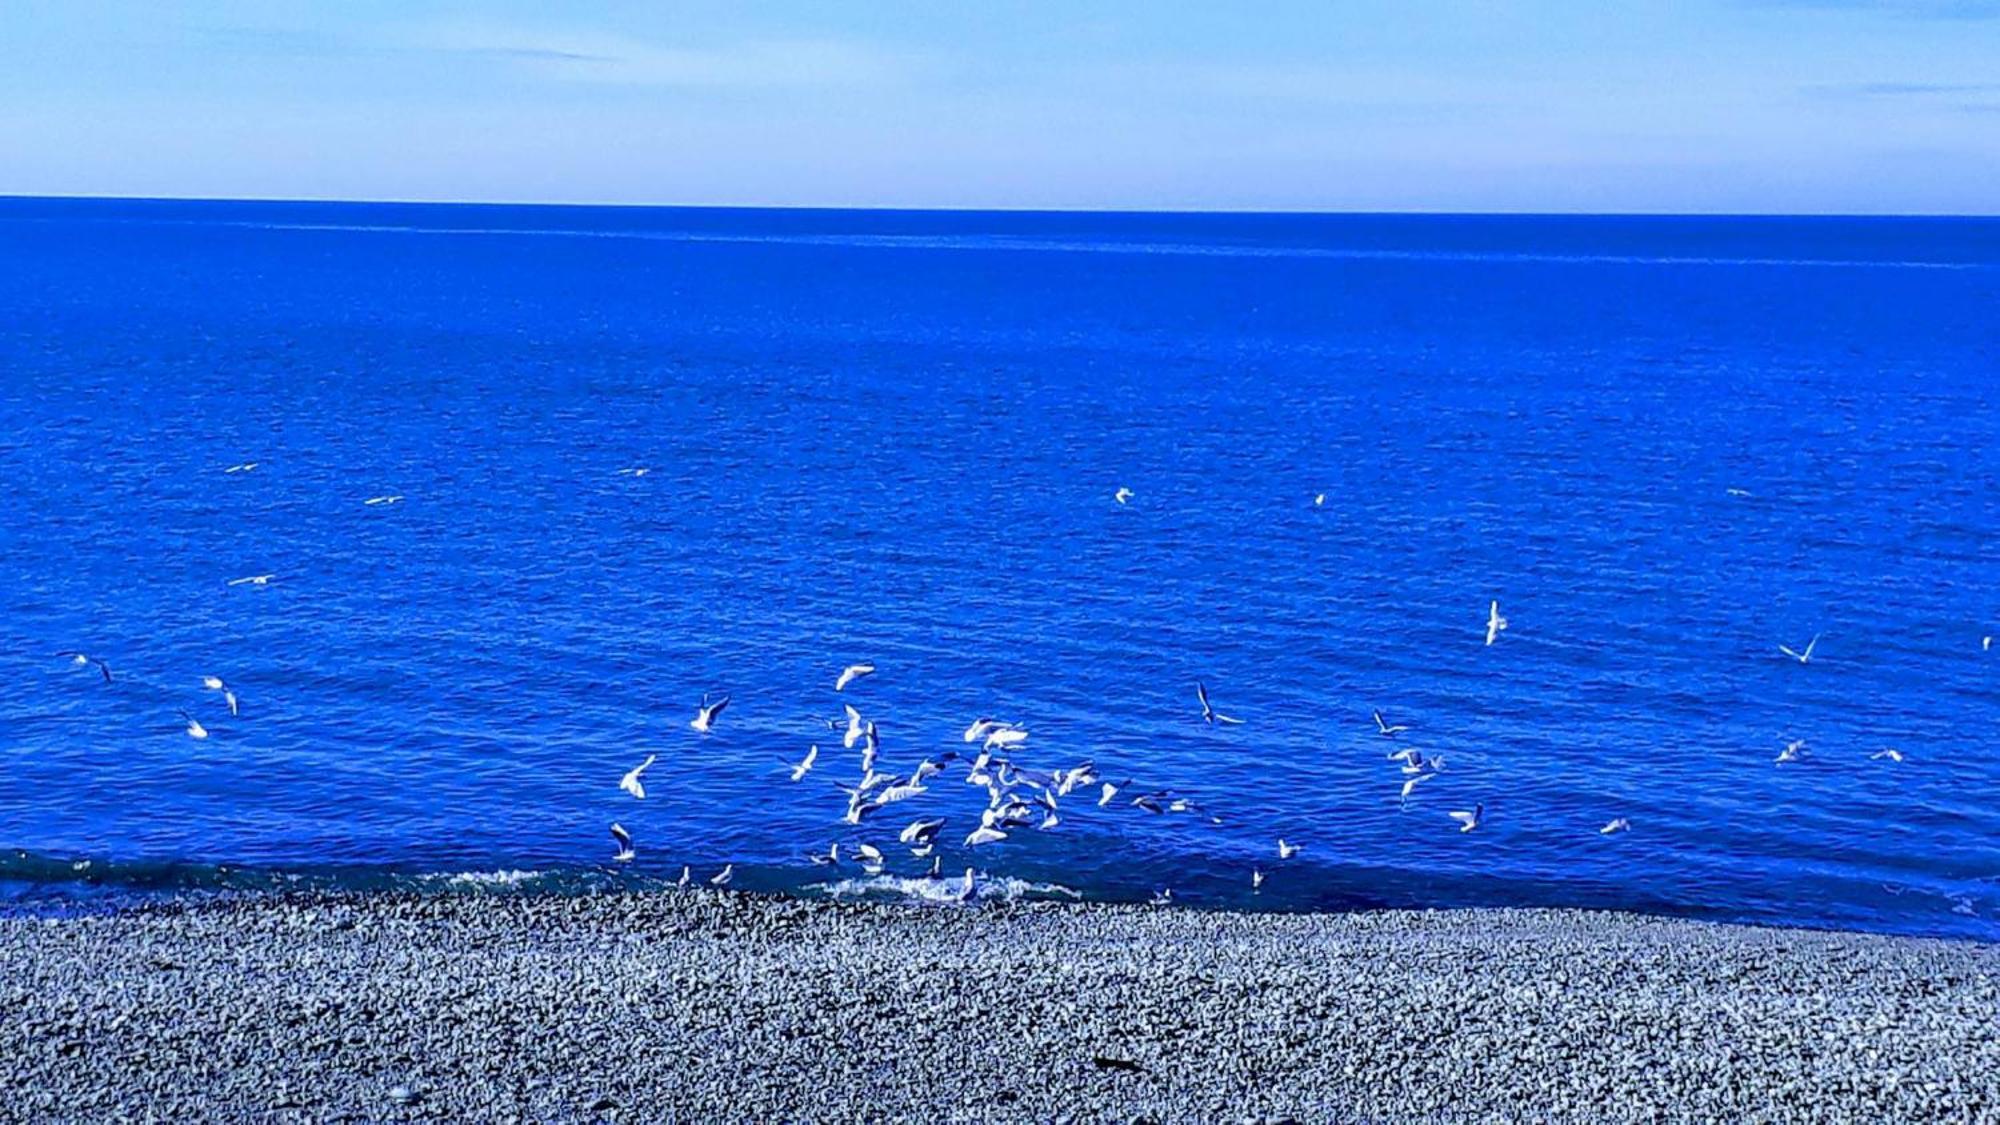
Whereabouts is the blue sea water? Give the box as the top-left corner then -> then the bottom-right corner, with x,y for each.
1,197 -> 1996,938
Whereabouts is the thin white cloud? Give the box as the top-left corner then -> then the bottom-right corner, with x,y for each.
411,28 -> 912,88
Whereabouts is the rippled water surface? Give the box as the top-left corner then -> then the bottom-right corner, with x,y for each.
2,199 -> 1996,937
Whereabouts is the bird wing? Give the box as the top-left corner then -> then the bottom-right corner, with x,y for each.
1213,713 -> 1244,725
1448,810 -> 1477,825
1778,644 -> 1803,661
94,660 -> 113,683
707,695 -> 730,719
1803,634 -> 1820,659
1195,681 -> 1211,713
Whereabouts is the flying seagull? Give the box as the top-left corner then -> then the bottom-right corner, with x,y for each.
788,745 -> 819,782
619,754 -> 656,799
227,574 -> 275,587
1314,493 -> 1326,507
1196,681 -> 1243,725
616,467 -> 650,477
809,843 -> 841,866
1776,739 -> 1808,765
1600,818 -> 1631,835
1984,635 -> 1993,652
177,710 -> 209,740
363,495 -> 403,506
710,864 -> 733,887
1486,601 -> 1509,646
1449,804 -> 1484,832
1399,773 -> 1433,802
610,823 -> 635,863
1276,839 -> 1300,860
1870,748 -> 1906,763
965,825 -> 1008,847
56,652 -> 112,683
1114,487 -> 1133,504
1778,634 -> 1821,664
842,704 -> 866,749
200,675 -> 239,716
1252,869 -> 1266,890
854,844 -> 885,873
223,462 -> 258,474
1373,710 -> 1408,737
899,817 -> 946,850
690,694 -> 729,733
834,663 -> 875,692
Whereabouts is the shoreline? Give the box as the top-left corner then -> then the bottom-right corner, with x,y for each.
6,890 -> 1997,1122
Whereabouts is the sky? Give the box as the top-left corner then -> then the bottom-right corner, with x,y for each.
1,1 -> 1997,213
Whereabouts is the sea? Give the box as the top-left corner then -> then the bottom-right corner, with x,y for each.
1,197 -> 1995,939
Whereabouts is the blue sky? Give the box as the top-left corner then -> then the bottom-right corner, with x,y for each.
2,1 -> 1997,212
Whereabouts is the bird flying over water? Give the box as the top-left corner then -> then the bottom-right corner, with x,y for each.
56,652 -> 112,683
1486,601 -> 1509,646
834,663 -> 875,692
610,823 -> 635,863
899,817 -> 946,850
616,467 -> 650,477
177,709 -> 208,740
1449,804 -> 1484,832
1600,818 -> 1631,835
1314,493 -> 1326,507
965,825 -> 1007,847
619,754 -> 656,799
227,574 -> 275,587
842,704 -> 866,749
690,694 -> 729,733
1871,748 -> 1906,763
788,745 -> 819,782
1778,634 -> 1820,664
1276,839 -> 1300,860
363,495 -> 403,506
224,462 -> 258,474
1252,869 -> 1266,890
1114,487 -> 1133,504
1399,773 -> 1433,802
710,864 -> 733,887
1373,710 -> 1408,737
200,675 -> 239,716
1196,681 -> 1243,725
1776,739 -> 1808,765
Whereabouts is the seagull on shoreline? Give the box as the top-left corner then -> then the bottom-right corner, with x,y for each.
200,676 -> 239,716
958,868 -> 976,902
56,652 -> 112,683
834,663 -> 875,692
227,574 -> 275,587
1196,681 -> 1243,725
690,694 -> 729,733
1373,710 -> 1408,737
1114,487 -> 1133,504
1776,739 -> 1808,765
610,824 -> 635,863
1276,839 -> 1300,860
1600,818 -> 1631,835
788,745 -> 819,782
710,865 -> 733,887
619,754 -> 656,799
178,710 -> 209,740
1778,634 -> 1821,664
1486,601 -> 1509,646
1871,748 -> 1906,763
1149,888 -> 1174,907
1449,804 -> 1484,832
676,865 -> 690,887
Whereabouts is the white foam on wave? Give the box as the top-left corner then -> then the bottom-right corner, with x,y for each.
809,872 -> 1082,905
422,869 -> 548,889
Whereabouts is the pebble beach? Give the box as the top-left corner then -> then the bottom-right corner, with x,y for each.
5,891 -> 1996,1123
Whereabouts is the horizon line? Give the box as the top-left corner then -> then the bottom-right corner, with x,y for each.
3,191 -> 1997,221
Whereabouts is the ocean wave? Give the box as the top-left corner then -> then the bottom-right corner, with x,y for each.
808,871 -> 1082,905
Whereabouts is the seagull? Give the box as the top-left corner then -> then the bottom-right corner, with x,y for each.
1252,869 -> 1266,890
834,663 -> 875,692
55,652 -> 112,683
962,718 -> 1007,743
610,824 -> 635,863
1149,889 -> 1174,907
958,867 -> 976,902
1871,748 -> 1906,763
983,726 -> 1029,751
1398,751 -> 1430,776
854,844 -> 885,873
690,694 -> 729,733
1776,739 -> 1808,765
1386,746 -> 1422,764
1314,493 -> 1326,507
1448,804 -> 1484,832
1196,681 -> 1243,725
362,495 -> 403,506
1985,636 -> 1993,652
1276,839 -> 1300,860
842,705 -> 866,749
619,754 -> 656,799
1399,773 -> 1433,802
1725,487 -> 1751,498
1099,779 -> 1127,808
616,467 -> 650,477
899,817 -> 946,849
676,865 -> 690,887
201,675 -> 239,716
965,825 -> 1008,847
1600,818 -> 1631,835
223,462 -> 258,474
1486,601 -> 1509,646
710,865 -> 733,887
808,843 -> 841,866
1778,634 -> 1821,664
227,574 -> 275,587
1114,487 -> 1133,504
788,745 -> 819,782
177,710 -> 208,740
1373,710 -> 1408,737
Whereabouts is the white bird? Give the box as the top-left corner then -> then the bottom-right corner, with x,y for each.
983,726 -> 1029,751
710,864 -> 733,887
1098,779 -> 1126,807
1276,839 -> 1300,860
56,652 -> 112,683
1373,710 -> 1408,737
1485,601 -> 1509,646
808,842 -> 841,867
1871,748 -> 1906,763
1196,681 -> 1243,725
1399,773 -> 1433,802
1252,869 -> 1266,890
178,709 -> 208,740
1778,634 -> 1821,664
676,865 -> 690,887
788,745 -> 819,782
619,754 -> 655,799
227,574 -> 275,587
1149,889 -> 1174,906
224,462 -> 258,474
842,704 -> 866,749
958,867 -> 976,902
834,663 -> 875,692
1600,818 -> 1631,835
899,817 -> 946,849
1776,739 -> 1808,765
690,694 -> 729,733
362,495 -> 403,506
200,675 -> 240,716
962,718 -> 1006,743
854,844 -> 884,873
1114,487 -> 1133,504
616,467 -> 650,477
873,780 -> 928,806
1314,493 -> 1326,507
965,826 -> 1008,847
1449,804 -> 1484,832
610,824 -> 635,863
1985,636 -> 1993,652
1386,746 -> 1422,764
